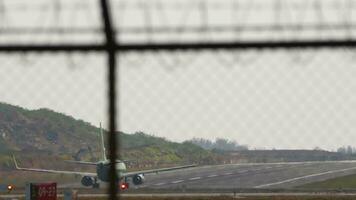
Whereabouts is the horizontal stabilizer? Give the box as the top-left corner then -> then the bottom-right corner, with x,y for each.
12,155 -> 96,177
64,160 -> 97,165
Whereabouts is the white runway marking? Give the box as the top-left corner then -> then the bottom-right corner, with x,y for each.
208,174 -> 218,178
171,180 -> 184,184
226,160 -> 356,168
189,177 -> 201,180
254,166 -> 356,188
239,170 -> 248,173
254,168 -> 263,171
154,182 -> 166,186
223,172 -> 233,175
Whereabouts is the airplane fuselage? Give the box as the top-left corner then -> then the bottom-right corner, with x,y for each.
96,160 -> 127,182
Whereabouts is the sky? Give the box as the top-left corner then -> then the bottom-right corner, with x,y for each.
1,0 -> 356,150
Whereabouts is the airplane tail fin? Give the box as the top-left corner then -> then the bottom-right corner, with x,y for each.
100,123 -> 107,161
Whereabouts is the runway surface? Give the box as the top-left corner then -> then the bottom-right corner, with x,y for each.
132,161 -> 356,189
4,161 -> 356,198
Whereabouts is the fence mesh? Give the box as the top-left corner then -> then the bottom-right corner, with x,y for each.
119,49 -> 356,150
2,0 -> 356,192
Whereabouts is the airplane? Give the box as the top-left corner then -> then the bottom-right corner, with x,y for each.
12,124 -> 196,189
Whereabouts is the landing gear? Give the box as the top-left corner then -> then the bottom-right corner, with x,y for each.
92,177 -> 100,188
119,177 -> 129,190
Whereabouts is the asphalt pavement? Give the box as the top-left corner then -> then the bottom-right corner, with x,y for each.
135,161 -> 356,189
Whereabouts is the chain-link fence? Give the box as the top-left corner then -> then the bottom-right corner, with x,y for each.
2,0 -> 356,194
120,49 -> 356,150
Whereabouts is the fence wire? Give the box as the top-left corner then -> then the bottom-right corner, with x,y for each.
119,49 -> 356,151
2,0 -> 356,194
4,50 -> 356,151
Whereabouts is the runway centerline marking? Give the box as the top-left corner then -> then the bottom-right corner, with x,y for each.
254,166 -> 356,188
207,174 -> 218,178
223,172 -> 233,175
189,177 -> 201,180
171,180 -> 184,184
154,182 -> 166,186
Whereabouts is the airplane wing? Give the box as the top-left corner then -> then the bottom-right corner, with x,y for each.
13,156 -> 96,177
122,164 -> 197,178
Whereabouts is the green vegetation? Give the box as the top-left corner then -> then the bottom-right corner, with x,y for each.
0,102 -> 222,185
1,102 -> 354,168
121,132 -> 168,149
297,174 -> 356,189
187,137 -> 248,151
0,102 -> 216,167
121,133 -> 217,166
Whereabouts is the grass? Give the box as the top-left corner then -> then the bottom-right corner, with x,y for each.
297,174 -> 356,189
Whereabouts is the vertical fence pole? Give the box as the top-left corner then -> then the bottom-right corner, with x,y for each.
99,0 -> 119,199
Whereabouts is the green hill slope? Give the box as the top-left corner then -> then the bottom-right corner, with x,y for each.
0,102 -> 215,166
0,102 -> 99,156
122,132 -> 215,166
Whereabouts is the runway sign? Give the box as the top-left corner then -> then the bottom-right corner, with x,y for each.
26,182 -> 57,200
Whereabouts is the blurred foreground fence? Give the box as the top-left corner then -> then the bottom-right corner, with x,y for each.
2,0 -> 356,199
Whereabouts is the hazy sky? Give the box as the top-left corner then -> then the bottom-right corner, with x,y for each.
1,0 -> 356,150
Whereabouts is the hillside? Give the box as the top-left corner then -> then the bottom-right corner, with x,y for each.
2,102 -> 351,169
121,132 -> 216,167
0,102 -> 216,167
0,103 -> 99,155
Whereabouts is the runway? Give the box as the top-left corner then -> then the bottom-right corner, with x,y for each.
3,162 -> 356,199
13,160 -> 356,193
134,161 -> 356,189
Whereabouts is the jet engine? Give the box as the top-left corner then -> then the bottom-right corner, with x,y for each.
81,176 -> 95,187
132,174 -> 145,185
